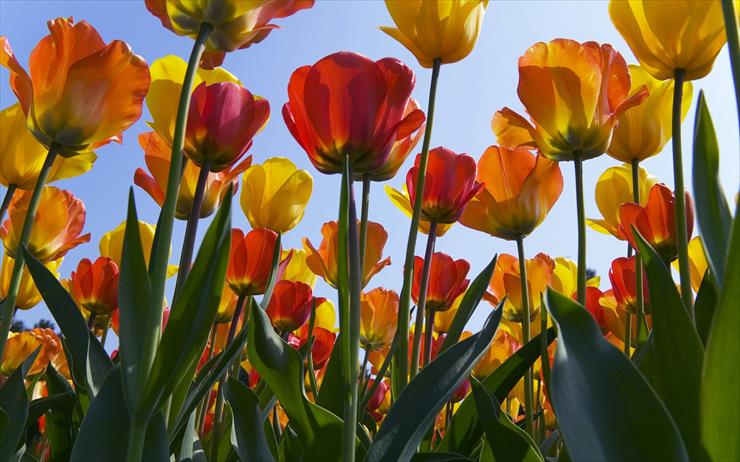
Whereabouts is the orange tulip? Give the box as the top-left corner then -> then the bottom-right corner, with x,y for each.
360,288 -> 398,351
1,328 -> 65,376
283,51 -> 425,175
0,18 -> 150,155
406,147 -> 482,224
368,99 -> 426,181
492,39 -> 647,161
489,253 -> 554,322
412,252 -> 470,312
69,257 -> 119,315
600,289 -> 651,346
609,256 -> 650,315
226,228 -> 280,297
583,286 -> 609,335
288,324 -> 336,369
304,220 -> 391,288
460,146 -> 562,240
472,329 -> 519,379
134,131 -> 250,220
265,280 -> 313,332
0,186 -> 89,262
215,281 -> 238,324
619,183 -> 694,262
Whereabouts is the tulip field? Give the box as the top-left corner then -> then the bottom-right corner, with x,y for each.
0,1 -> 739,461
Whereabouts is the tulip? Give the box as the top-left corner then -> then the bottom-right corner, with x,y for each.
314,298 -> 337,332
472,329 -> 518,379
69,257 -> 119,316
609,0 -> 727,81
587,164 -> 657,240
412,252 -> 470,313
433,293 -> 462,334
288,325 -> 336,369
620,183 -> 694,262
380,0 -> 489,68
385,185 -> 452,236
583,286 -> 609,335
280,248 -> 316,287
99,220 -> 178,277
0,18 -> 149,155
215,282 -> 238,324
146,0 -> 314,68
550,257 -> 600,299
360,288 -> 398,351
673,237 -> 708,293
365,379 -> 390,415
226,228 -> 280,297
600,289 -> 650,348
304,220 -> 391,289
368,99 -> 426,181
460,146 -> 562,240
283,51 -> 425,175
134,131 -> 250,220
0,255 -> 61,310
265,280 -> 313,333
406,147 -> 482,225
609,256 -> 651,315
1,328 -> 64,376
0,186 -> 89,262
489,253 -> 554,323
240,157 -> 313,233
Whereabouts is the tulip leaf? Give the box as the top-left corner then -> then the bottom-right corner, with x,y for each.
70,366 -> 169,461
0,348 -> 39,460
22,247 -> 112,394
316,332 -> 344,417
40,364 -> 76,461
546,288 -> 688,461
436,327 -> 556,456
259,232 -> 283,310
224,377 -> 276,462
694,271 -> 718,346
692,91 -> 731,286
366,308 -> 502,462
140,192 -> 231,416
411,453 -> 474,461
701,201 -> 740,461
441,255 -> 497,352
470,378 -> 544,462
247,301 -> 348,461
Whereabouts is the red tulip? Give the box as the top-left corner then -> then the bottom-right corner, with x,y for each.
69,257 -> 119,315
266,280 -> 313,332
288,323 -> 336,369
609,256 -> 650,314
226,228 -> 280,297
412,252 -> 470,312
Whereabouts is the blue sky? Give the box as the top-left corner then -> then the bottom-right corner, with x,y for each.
1,1 -> 738,336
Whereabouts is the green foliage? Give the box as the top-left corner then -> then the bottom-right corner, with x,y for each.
0,349 -> 39,460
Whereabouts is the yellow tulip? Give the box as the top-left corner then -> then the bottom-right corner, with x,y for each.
384,185 -> 452,237
240,157 -> 313,233
0,255 -> 61,310
587,163 -> 657,240
314,298 -> 337,332
550,257 -> 601,299
281,248 -> 316,287
215,282 -> 238,324
99,220 -> 178,277
381,0 -> 489,68
608,66 -> 693,162
434,293 -> 462,334
609,0 -> 728,81
1,328 -> 66,376
673,236 -> 708,292
0,104 -> 96,190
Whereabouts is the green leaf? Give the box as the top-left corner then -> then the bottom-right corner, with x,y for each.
366,307 -> 502,462
546,288 -> 688,461
692,91 -> 732,286
470,378 -> 543,462
259,232 -> 283,310
411,453 -> 473,462
316,332 -> 344,417
701,200 -> 740,461
247,301 -> 347,461
694,271 -> 718,346
22,247 -> 112,394
435,328 -> 556,456
0,348 -> 39,460
224,378 -> 276,462
441,255 -> 497,352
41,364 -> 76,461
140,192 -> 232,416
70,367 -> 169,461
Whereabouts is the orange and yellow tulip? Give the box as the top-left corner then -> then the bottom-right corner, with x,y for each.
265,280 -> 313,332
0,186 -> 89,262
412,252 -> 470,312
434,293 -> 462,334
99,220 -> 178,277
226,228 -> 280,297
0,18 -> 150,155
280,248 -> 316,287
283,51 -> 425,175
360,288 -> 398,351
369,99 -> 426,181
674,236 -> 708,293
215,282 -> 238,324
600,289 -> 650,346
493,39 -> 647,161
1,328 -> 65,376
460,146 -> 562,240
609,0 -> 728,81
550,257 -> 600,299
69,257 -> 119,315
385,184 -> 452,237
609,256 -> 650,315
472,329 -> 519,379
406,147 -> 482,224
304,220 -> 391,289
0,255 -> 61,310
380,0 -> 489,68
489,253 -> 554,322
619,183 -> 694,262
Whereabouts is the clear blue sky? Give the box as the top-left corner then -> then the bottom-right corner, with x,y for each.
2,1 -> 738,336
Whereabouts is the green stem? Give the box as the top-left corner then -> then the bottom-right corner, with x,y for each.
0,144 -> 59,362
722,0 -> 740,156
358,347 -> 370,400
126,419 -> 147,462
573,152 -> 587,306
394,59 -> 441,396
87,312 -> 97,331
671,69 -> 694,314
100,316 -> 111,348
0,184 -> 17,223
410,221 -> 437,377
516,235 -> 535,440
196,324 -> 217,436
630,159 -> 646,343
540,297 -> 551,396
359,333 -> 399,409
422,309 -> 436,366
624,313 -> 632,356
306,298 -> 320,399
359,174 -> 371,271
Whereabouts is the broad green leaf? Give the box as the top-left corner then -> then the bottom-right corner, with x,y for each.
247,301 -> 347,461
140,192 -> 231,416
441,255 -> 497,352
0,348 -> 39,460
634,231 -> 706,461
546,289 -> 688,461
259,232 -> 283,310
41,364 -> 76,461
701,201 -> 740,461
224,378 -> 275,462
436,328 -> 556,456
411,453 -> 473,461
694,271 -> 718,346
692,91 -> 731,286
366,307 -> 502,462
70,367 -> 169,461
470,379 -> 543,462
316,332 -> 344,417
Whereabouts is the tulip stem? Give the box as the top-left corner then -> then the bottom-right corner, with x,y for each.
100,316 -> 111,348
306,298 -> 320,399
0,143 -> 59,362
411,221 -> 437,377
515,234 -> 536,440
174,161 -> 211,301
630,159 -> 646,343
573,152 -> 587,307
196,323 -> 217,436
722,0 -> 740,156
540,296 -> 551,396
359,174 -> 371,270
395,58 -> 441,396
671,69 -> 694,315
423,309 -> 436,366
0,184 -> 17,223
359,332 -> 399,409
624,313 -> 632,356
87,312 -> 97,331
